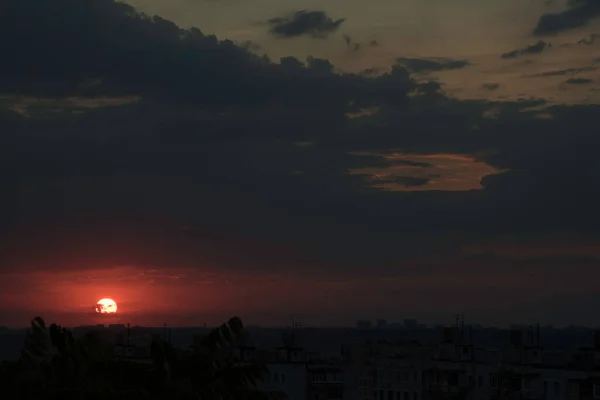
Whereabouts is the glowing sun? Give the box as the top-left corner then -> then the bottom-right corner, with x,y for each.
95,298 -> 118,314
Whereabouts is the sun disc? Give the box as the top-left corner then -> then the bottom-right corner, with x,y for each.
96,298 -> 118,314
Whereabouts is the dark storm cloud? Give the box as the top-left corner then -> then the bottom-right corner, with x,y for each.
267,10 -> 345,39
395,57 -> 470,73
565,77 -> 594,84
0,0 -> 394,111
534,0 -> 600,36
501,41 -> 551,59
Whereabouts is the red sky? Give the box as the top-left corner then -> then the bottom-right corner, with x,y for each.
3,0 -> 600,329
2,215 -> 600,328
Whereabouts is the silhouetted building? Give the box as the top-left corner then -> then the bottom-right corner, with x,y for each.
356,320 -> 373,330
404,319 -> 418,329
308,365 -> 344,400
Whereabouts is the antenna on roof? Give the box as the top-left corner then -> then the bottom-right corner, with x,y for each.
469,324 -> 473,345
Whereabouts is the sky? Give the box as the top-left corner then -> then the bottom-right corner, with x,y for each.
1,0 -> 600,328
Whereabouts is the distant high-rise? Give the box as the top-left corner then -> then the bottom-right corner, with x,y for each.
376,319 -> 387,328
356,320 -> 372,329
404,319 -> 418,328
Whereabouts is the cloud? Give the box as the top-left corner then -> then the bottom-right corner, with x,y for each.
267,10 -> 345,39
342,35 -> 379,53
565,77 -> 594,84
349,153 -> 503,192
501,41 -> 552,59
560,33 -> 600,46
238,39 -> 262,52
391,160 -> 434,168
577,33 -> 600,45
5,0 -> 600,326
369,175 -> 432,188
527,65 -> 599,77
395,57 -> 470,73
1,0 -> 404,111
534,0 -> 600,35
482,83 -> 500,91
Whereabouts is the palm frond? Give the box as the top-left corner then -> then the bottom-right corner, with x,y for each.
48,323 -> 73,355
200,316 -> 245,350
150,338 -> 171,381
12,315 -> 275,400
23,316 -> 56,363
219,363 -> 269,388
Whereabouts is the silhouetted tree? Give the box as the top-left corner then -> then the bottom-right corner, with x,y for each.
0,316 -> 284,400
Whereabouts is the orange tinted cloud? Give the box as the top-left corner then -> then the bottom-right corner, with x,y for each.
349,152 -> 503,191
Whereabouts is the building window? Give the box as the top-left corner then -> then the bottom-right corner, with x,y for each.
274,373 -> 279,382
281,374 -> 286,383
543,381 -> 548,394
388,390 -> 394,400
404,392 -> 409,400
568,382 -> 579,396
413,372 -> 418,382
395,391 -> 401,400
593,384 -> 600,398
413,392 -> 419,400
554,382 -> 560,395
490,375 -> 498,389
478,376 -> 483,387
449,373 -> 458,386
